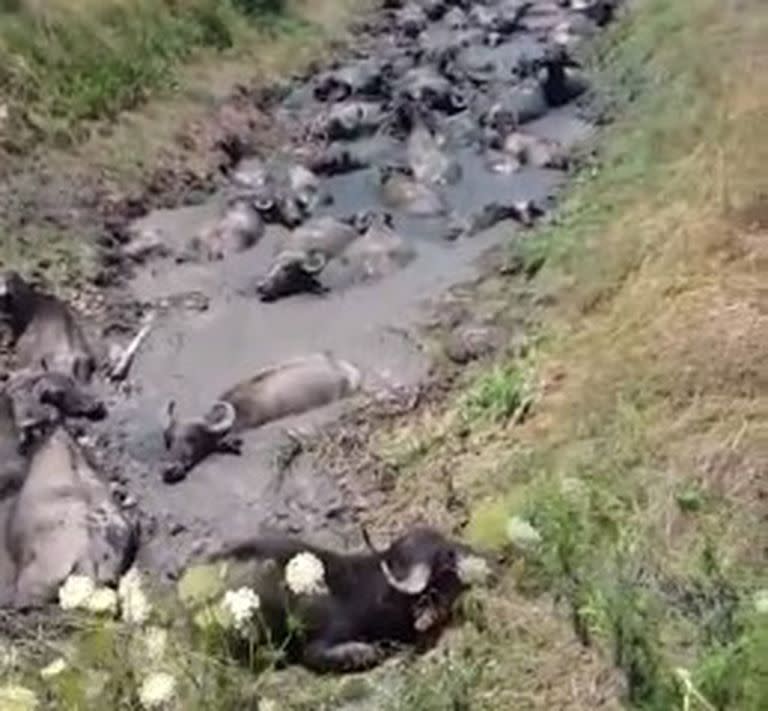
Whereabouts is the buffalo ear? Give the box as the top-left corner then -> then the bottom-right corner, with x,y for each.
204,400 -> 236,435
380,559 -> 431,596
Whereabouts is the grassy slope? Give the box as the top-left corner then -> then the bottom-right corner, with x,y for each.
0,0 -> 296,153
346,0 -> 768,708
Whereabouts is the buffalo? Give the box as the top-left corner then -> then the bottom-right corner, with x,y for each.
6,427 -> 136,608
161,352 -> 361,483
0,271 -> 96,383
196,526 -> 493,672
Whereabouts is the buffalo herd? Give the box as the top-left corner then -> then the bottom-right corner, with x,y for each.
0,0 -> 620,673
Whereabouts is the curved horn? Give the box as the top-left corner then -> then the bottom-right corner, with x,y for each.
301,250 -> 327,275
380,559 -> 431,596
204,400 -> 236,435
362,526 -> 379,554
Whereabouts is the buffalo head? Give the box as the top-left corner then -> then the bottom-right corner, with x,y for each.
161,399 -> 242,483
255,250 -> 328,303
365,526 -> 493,632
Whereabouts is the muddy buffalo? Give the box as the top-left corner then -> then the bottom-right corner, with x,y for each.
6,427 -> 136,608
183,198 -> 265,262
378,165 -> 448,217
5,369 -> 107,450
162,352 -> 361,482
255,217 -> 359,302
0,393 -> 27,501
200,526 -> 492,672
0,271 -> 96,382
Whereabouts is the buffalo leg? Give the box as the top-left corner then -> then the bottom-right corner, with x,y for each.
302,640 -> 389,673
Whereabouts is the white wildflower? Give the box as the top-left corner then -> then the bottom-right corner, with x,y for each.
144,626 -> 168,664
138,672 -> 177,710
119,567 -> 152,625
259,699 -> 278,711
754,589 -> 768,615
0,643 -> 19,672
0,684 -> 38,710
456,555 -> 491,586
221,587 -> 261,631
86,587 -> 119,615
59,575 -> 96,611
40,657 -> 68,679
505,516 -> 542,550
285,552 -> 327,596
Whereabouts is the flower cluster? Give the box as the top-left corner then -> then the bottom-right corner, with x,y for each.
0,684 -> 38,710
456,555 -> 491,586
285,551 -> 327,595
221,587 -> 261,631
58,575 -> 117,615
138,672 -> 177,710
119,568 -> 152,625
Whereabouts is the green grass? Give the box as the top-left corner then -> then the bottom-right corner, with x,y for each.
358,0 -> 768,708
0,0 -> 292,152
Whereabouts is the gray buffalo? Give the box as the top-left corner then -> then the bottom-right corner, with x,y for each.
5,369 -> 107,450
255,217 -> 359,302
161,352 -> 361,483
0,392 -> 27,501
331,213 -> 417,286
407,121 -> 462,185
6,427 -> 136,608
183,198 -> 265,262
378,165 -> 448,217
0,271 -> 96,383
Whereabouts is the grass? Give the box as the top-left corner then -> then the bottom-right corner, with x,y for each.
0,0 -> 292,153
346,0 -> 768,708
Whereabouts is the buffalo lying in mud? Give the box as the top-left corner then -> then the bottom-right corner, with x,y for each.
161,352 -> 361,483
5,369 -> 106,450
378,164 -> 448,217
196,526 -> 493,672
6,427 -> 136,608
255,213 -> 417,301
0,392 -> 27,501
255,216 -> 360,302
182,197 -> 265,263
231,159 -> 322,229
0,271 -> 96,383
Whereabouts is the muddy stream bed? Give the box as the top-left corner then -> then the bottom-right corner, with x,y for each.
11,0 -> 613,584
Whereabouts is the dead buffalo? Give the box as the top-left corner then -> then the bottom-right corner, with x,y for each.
0,271 -> 96,382
0,392 -> 27,501
183,198 -> 265,262
331,213 -> 417,286
378,165 -> 448,217
5,369 -> 107,450
198,526 -> 493,672
312,101 -> 386,142
6,427 -> 136,608
407,121 -> 462,186
162,352 -> 361,483
255,217 -> 359,302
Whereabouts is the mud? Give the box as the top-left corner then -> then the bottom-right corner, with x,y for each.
0,0 -> 619,588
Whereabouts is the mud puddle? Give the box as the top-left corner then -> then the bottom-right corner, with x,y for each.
99,0 -> 604,578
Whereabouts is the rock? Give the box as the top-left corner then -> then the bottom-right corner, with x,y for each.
444,326 -> 501,364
